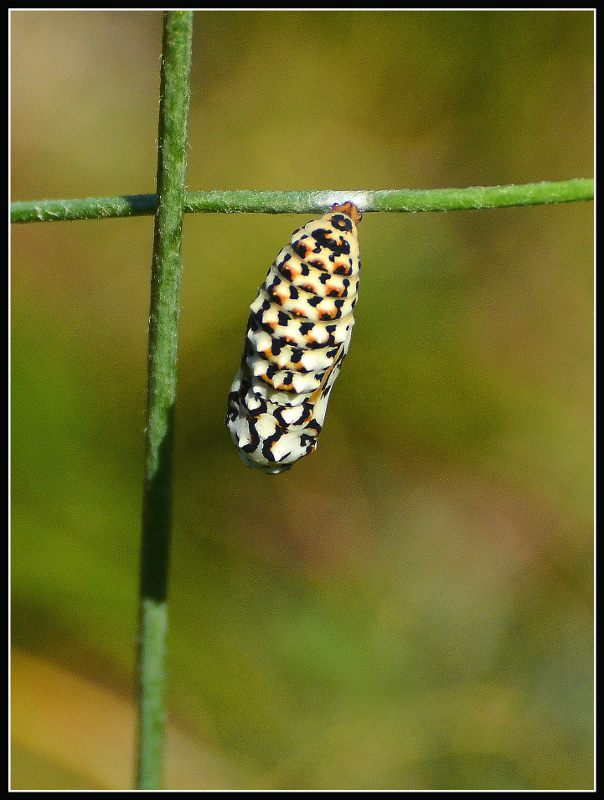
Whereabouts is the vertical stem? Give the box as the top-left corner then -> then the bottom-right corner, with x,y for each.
135,10 -> 194,790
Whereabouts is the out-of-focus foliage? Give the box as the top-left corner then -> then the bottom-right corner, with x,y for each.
11,9 -> 593,790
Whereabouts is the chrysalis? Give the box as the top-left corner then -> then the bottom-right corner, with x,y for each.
226,202 -> 362,473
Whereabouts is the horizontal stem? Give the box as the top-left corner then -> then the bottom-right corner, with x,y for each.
10,179 -> 593,224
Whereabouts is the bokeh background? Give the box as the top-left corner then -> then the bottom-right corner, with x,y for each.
11,10 -> 593,790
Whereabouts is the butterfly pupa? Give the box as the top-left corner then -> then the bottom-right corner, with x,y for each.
226,202 -> 361,473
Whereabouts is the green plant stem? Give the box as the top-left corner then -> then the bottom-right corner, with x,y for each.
136,10 -> 193,791
185,180 -> 595,213
10,178 -> 594,223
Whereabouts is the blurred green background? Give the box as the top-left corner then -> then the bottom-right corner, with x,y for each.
11,10 -> 593,790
